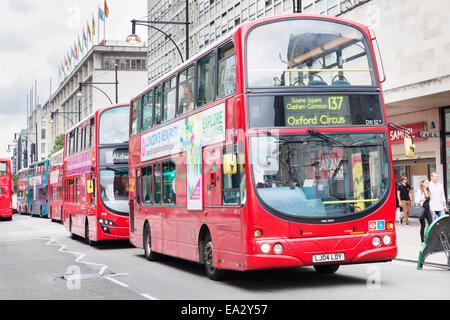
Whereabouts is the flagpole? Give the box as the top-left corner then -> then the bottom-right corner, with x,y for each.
98,7 -> 100,44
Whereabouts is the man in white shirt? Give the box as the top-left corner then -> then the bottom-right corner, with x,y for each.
428,172 -> 447,220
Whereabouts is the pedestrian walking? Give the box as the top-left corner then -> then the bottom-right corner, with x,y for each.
428,172 -> 447,220
414,179 -> 433,245
397,176 -> 412,225
395,182 -> 403,223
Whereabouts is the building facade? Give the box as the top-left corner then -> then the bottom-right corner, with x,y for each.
43,41 -> 148,155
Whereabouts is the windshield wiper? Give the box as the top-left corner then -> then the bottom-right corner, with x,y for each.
309,130 -> 384,148
309,129 -> 346,147
104,166 -> 128,173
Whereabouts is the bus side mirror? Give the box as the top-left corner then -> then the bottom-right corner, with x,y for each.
87,180 -> 94,194
404,137 -> 415,158
223,154 -> 237,175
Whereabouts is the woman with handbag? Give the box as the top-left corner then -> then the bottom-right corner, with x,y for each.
414,179 -> 433,245
397,176 -> 412,225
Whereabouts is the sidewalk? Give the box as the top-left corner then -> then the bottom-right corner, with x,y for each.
395,218 -> 448,265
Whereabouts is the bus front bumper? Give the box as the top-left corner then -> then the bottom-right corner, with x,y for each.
96,225 -> 130,241
241,233 -> 397,271
0,210 -> 13,218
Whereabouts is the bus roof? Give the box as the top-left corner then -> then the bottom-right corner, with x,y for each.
29,159 -> 49,167
64,103 -> 129,135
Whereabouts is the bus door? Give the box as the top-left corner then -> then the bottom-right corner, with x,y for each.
203,145 -> 222,207
86,172 -> 96,214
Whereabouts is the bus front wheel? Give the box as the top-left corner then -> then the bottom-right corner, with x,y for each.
203,234 -> 227,281
314,264 -> 340,274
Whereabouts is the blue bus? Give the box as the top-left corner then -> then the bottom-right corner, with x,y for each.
28,159 -> 50,217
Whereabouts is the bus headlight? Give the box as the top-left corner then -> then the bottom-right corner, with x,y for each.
273,243 -> 283,254
372,236 -> 381,247
383,235 -> 392,245
98,218 -> 116,227
260,243 -> 271,254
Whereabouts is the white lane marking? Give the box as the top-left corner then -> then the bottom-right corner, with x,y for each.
141,293 -> 158,300
45,238 -> 108,275
104,276 -> 130,288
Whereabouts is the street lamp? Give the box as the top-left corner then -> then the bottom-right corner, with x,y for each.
78,63 -> 118,104
127,0 -> 191,62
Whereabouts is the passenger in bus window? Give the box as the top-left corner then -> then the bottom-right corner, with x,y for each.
179,82 -> 194,114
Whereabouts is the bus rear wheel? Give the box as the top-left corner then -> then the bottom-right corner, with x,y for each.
143,223 -> 159,261
314,264 -> 340,274
85,220 -> 95,246
69,216 -> 75,240
203,234 -> 227,281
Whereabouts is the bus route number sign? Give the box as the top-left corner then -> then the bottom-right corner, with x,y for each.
284,95 -> 352,127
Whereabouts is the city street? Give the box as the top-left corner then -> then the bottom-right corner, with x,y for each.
1,214 -> 448,300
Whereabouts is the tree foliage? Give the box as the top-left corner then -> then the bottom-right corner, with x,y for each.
49,134 -> 65,156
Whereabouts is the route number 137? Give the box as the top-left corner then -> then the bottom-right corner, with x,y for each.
328,96 -> 343,110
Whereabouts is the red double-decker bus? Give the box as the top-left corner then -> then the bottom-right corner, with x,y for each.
17,167 -> 29,215
63,104 -> 130,245
128,14 -> 400,280
0,159 -> 13,220
48,150 -> 63,223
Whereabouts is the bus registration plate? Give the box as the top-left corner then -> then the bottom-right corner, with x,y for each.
312,253 -> 345,263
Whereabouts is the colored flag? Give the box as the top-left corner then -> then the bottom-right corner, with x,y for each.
83,29 -> 88,48
78,36 -> 83,54
104,0 -> 109,17
87,22 -> 92,41
67,52 -> 71,66
75,42 -> 78,59
98,6 -> 105,21
92,14 -> 96,35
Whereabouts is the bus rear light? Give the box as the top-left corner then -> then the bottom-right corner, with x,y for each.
254,229 -> 263,238
273,243 -> 283,254
372,236 -> 381,247
383,235 -> 392,245
260,243 -> 271,254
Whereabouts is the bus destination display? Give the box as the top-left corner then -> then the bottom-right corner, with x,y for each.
284,96 -> 352,127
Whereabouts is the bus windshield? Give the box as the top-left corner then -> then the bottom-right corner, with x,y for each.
99,169 -> 129,215
246,18 -> 376,87
99,106 -> 130,144
250,132 -> 389,218
0,162 -> 7,176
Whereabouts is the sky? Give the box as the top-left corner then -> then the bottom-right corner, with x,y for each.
0,0 -> 148,159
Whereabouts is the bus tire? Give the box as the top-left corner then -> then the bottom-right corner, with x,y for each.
85,220 -> 95,246
314,264 -> 340,274
202,234 -> 227,281
69,216 -> 76,240
143,223 -> 159,261
60,208 -> 64,225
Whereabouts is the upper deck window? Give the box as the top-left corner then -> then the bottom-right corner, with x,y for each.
99,106 -> 130,145
246,19 -> 376,87
0,162 -> 7,176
